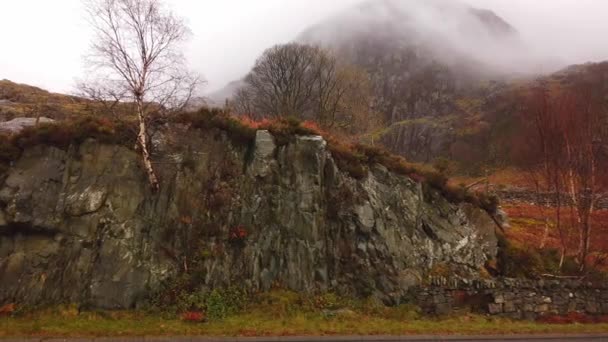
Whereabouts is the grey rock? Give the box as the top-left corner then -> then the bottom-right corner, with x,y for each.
488,303 -> 503,314
0,127 -> 498,309
503,301 -> 516,313
494,294 -> 505,304
0,117 -> 55,133
494,208 -> 511,229
249,130 -> 276,178
355,202 -> 375,233
586,301 -> 599,314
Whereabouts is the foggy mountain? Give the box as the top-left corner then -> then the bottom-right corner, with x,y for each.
298,0 -> 525,76
209,0 -> 538,109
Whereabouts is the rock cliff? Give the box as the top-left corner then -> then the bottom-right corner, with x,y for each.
0,125 -> 497,309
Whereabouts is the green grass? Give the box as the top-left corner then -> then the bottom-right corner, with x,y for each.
3,310 -> 608,338
2,290 -> 608,338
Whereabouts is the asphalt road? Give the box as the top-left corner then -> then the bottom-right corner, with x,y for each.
3,335 -> 608,342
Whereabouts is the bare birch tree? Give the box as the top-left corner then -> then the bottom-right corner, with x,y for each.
518,64 -> 608,272
80,0 -> 200,191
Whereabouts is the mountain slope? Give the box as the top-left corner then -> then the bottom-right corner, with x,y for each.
294,0 -> 529,163
0,79 -> 96,120
299,0 -> 521,77
297,0 -> 526,120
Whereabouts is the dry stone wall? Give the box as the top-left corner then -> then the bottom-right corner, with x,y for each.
412,277 -> 608,320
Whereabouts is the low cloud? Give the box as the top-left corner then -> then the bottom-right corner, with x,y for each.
1,0 -> 607,93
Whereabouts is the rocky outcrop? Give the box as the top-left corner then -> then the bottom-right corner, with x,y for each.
0,126 -> 498,309
0,117 -> 55,133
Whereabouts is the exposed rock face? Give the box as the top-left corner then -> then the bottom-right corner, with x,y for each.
0,126 -> 497,309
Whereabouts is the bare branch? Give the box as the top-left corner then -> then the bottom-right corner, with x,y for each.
80,0 -> 203,190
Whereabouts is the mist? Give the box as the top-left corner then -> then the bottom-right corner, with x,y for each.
195,0 -> 608,92
298,0 -> 530,76
466,0 -> 608,68
196,0 -> 608,93
0,0 -> 607,94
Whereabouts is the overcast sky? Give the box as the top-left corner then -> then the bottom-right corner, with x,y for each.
1,0 -> 608,94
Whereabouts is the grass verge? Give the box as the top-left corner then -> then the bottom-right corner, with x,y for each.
3,310 -> 608,338
2,290 -> 608,338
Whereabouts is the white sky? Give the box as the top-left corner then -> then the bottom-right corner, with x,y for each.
1,0 -> 608,94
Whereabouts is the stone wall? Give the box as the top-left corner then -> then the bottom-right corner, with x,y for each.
412,277 -> 608,320
496,188 -> 608,210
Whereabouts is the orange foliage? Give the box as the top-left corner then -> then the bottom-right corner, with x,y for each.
450,168 -> 534,190
504,203 -> 608,270
538,312 -> 608,324
0,303 -> 15,316
181,311 -> 205,322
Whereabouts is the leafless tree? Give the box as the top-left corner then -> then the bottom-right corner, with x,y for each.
232,87 -> 257,118
80,0 -> 200,191
313,55 -> 376,134
232,43 -> 377,135
518,65 -> 608,272
239,43 -> 318,118
521,81 -> 569,268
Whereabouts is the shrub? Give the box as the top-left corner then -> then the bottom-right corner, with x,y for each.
309,292 -> 343,311
172,109 -> 257,145
440,184 -> 469,203
181,311 -> 205,322
14,116 -> 136,149
252,290 -> 303,317
327,140 -> 367,179
497,234 -> 544,278
382,303 -> 421,321
259,116 -> 321,146
424,171 -> 449,190
476,192 -> 500,214
433,157 -> 454,176
0,303 -> 15,316
205,287 -> 247,320
228,225 -> 248,244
